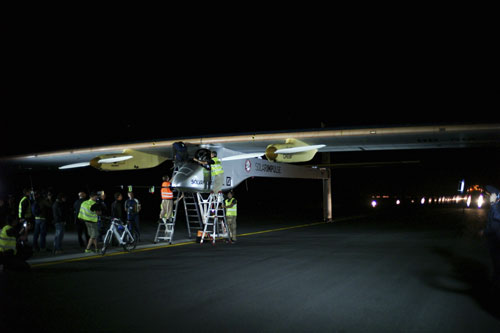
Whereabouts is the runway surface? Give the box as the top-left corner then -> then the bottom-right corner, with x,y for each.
2,207 -> 500,332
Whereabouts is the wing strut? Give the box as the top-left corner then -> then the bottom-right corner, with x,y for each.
322,153 -> 333,222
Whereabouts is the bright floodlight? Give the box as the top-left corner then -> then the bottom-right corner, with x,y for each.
477,194 -> 484,208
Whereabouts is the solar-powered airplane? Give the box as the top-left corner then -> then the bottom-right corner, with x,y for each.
3,124 -> 500,221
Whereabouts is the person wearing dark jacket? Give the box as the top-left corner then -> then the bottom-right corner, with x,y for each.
52,193 -> 69,254
32,191 -> 53,252
74,192 -> 89,248
111,192 -> 124,221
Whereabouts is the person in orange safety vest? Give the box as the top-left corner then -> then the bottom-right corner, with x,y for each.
160,175 -> 174,222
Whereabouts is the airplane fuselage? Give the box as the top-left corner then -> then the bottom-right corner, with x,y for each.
171,158 -> 329,193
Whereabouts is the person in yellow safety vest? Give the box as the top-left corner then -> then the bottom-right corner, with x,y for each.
78,192 -> 101,253
194,151 -> 224,193
18,188 -> 32,223
224,191 -> 237,243
160,175 -> 174,222
18,188 -> 33,245
0,215 -> 32,271
0,219 -> 18,255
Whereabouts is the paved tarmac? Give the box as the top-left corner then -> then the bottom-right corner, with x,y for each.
1,207 -> 500,332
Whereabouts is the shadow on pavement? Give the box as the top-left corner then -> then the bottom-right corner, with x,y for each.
420,246 -> 500,320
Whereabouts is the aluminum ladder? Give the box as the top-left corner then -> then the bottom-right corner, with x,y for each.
183,192 -> 203,238
198,192 -> 231,244
153,191 -> 180,244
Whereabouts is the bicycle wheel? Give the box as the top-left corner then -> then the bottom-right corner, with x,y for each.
101,230 -> 113,255
122,230 -> 137,252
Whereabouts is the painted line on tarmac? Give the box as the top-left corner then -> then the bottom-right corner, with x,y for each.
30,218 -> 361,268
30,240 -> 197,268
237,221 -> 327,237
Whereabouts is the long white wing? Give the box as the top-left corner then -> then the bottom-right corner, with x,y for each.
2,123 -> 499,170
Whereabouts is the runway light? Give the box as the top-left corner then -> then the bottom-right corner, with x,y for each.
371,200 -> 377,208
421,197 -> 426,205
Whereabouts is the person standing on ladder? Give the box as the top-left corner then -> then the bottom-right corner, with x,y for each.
224,191 -> 237,243
194,151 -> 224,194
160,175 -> 174,223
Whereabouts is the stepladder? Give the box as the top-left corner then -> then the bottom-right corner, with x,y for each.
183,192 -> 203,238
153,191 -> 180,244
198,192 -> 231,244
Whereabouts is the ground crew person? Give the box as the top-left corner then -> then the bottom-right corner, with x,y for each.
483,185 -> 500,295
18,188 -> 32,224
0,215 -> 31,271
160,175 -> 174,222
194,151 -> 224,193
224,191 -> 237,243
78,192 -> 101,253
73,192 -> 89,248
18,188 -> 33,244
0,217 -> 18,255
125,191 -> 141,240
32,191 -> 52,252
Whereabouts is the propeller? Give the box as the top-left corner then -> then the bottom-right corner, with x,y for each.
59,155 -> 133,170
274,144 -> 326,154
220,153 -> 267,162
59,162 -> 91,170
221,144 -> 326,162
97,156 -> 133,163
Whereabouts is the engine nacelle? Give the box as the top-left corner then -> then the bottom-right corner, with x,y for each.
90,149 -> 167,171
265,139 -> 319,163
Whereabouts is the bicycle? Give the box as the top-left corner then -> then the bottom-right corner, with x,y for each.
101,217 -> 138,255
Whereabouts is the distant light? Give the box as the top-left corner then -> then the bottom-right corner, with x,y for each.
421,197 -> 426,205
458,179 -> 465,193
477,194 -> 484,208
466,196 -> 472,207
371,200 -> 377,208
396,199 -> 401,205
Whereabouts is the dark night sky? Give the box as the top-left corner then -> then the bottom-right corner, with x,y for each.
1,20 -> 499,216
2,19 -> 497,156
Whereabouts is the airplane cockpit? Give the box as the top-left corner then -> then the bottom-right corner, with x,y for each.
171,142 -> 215,192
